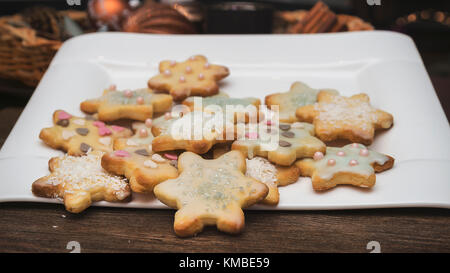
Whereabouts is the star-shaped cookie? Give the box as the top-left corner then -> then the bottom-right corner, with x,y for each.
296,91 -> 393,145
153,151 -> 268,237
183,92 -> 261,123
232,121 -> 326,166
151,110 -> 234,154
32,151 -> 131,213
101,121 -> 178,193
265,81 -> 338,123
80,87 -> 173,122
296,143 -> 394,191
39,110 -> 132,155
147,55 -> 230,101
213,144 -> 300,205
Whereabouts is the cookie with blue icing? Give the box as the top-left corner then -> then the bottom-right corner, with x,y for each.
296,143 -> 394,191
80,87 -> 173,122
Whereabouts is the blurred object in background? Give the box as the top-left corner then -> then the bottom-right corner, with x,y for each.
0,7 -> 90,87
122,1 -> 196,34
275,1 -> 373,34
87,0 -> 132,31
205,2 -> 274,34
161,0 -> 204,32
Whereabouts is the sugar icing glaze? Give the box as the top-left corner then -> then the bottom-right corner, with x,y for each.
101,88 -> 159,105
311,143 -> 389,180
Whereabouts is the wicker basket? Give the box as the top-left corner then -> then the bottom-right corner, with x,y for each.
0,11 -> 89,87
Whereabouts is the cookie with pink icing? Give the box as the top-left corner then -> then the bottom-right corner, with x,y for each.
295,91 -> 393,145
296,143 -> 394,191
80,87 -> 172,122
147,55 -> 230,101
39,110 -> 132,156
32,151 -> 131,213
101,120 -> 178,193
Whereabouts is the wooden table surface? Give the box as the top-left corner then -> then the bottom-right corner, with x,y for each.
0,105 -> 449,253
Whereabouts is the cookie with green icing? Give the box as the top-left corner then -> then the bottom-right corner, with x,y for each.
265,81 -> 338,123
101,120 -> 179,193
296,143 -> 394,191
153,150 -> 268,237
231,121 -> 326,166
39,110 -> 132,156
80,87 -> 173,122
183,92 -> 260,123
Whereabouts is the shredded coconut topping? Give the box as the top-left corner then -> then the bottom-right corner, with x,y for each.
47,152 -> 128,198
245,157 -> 277,186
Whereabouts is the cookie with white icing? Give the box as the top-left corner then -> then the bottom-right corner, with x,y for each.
296,91 -> 393,145
102,121 -> 178,193
296,143 -> 394,191
265,81 -> 339,123
153,151 -> 268,237
148,55 -> 229,101
39,110 -> 132,156
32,151 -> 131,213
80,87 -> 172,122
151,110 -> 234,154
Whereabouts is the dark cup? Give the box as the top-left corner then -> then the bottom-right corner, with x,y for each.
205,2 -> 274,34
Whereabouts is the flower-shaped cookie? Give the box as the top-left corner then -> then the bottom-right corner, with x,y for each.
153,151 -> 268,237
265,81 -> 338,123
32,151 -> 130,213
39,110 -> 132,156
296,92 -> 393,145
80,87 -> 173,122
296,143 -> 394,191
147,55 -> 230,101
101,121 -> 178,193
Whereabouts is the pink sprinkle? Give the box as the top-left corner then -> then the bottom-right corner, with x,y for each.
170,60 -> 176,66
185,66 -> 192,73
58,111 -> 72,120
111,125 -> 125,132
139,128 -> 148,138
351,143 -> 359,148
145,118 -> 152,128
124,90 -> 133,98
313,151 -> 324,161
179,76 -> 186,83
266,120 -> 272,125
198,73 -> 204,80
245,132 -> 258,139
136,97 -> 144,104
98,127 -> 112,136
164,153 -> 178,160
164,112 -> 172,120
114,150 -> 130,157
204,62 -> 210,69
93,121 -> 106,128
349,159 -> 359,166
337,151 -> 346,156
108,84 -> 116,91
359,149 -> 369,157
327,159 -> 336,166
164,69 -> 171,76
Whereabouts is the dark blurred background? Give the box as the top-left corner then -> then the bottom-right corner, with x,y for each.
0,0 -> 449,118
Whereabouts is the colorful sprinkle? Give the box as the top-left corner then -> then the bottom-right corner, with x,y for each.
313,151 -> 324,161
93,121 -> 106,128
164,153 -> 178,160
145,118 -> 152,128
185,66 -> 192,73
204,62 -> 210,68
108,84 -> 117,91
111,125 -> 125,132
139,128 -> 148,138
124,90 -> 133,98
360,149 -> 369,156
98,137 -> 111,146
327,159 -> 336,166
179,76 -> 186,83
136,96 -> 144,105
245,132 -> 258,140
143,160 -> 157,168
58,111 -> 72,120
170,60 -> 176,66
337,151 -> 346,156
198,73 -> 204,80
164,69 -> 172,76
114,150 -> 130,157
151,154 -> 166,162
98,126 -> 112,136
349,159 -> 359,166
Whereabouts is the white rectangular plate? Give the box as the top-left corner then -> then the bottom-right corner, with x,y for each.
1,31 -> 449,210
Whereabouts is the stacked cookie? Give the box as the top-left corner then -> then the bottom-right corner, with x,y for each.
34,55 -> 394,237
